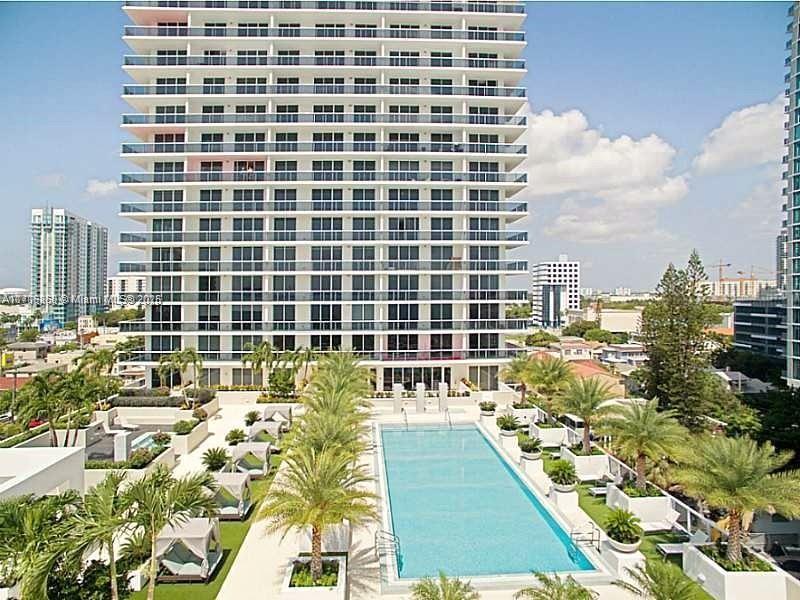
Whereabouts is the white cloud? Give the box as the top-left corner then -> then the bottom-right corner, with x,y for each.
730,168 -> 783,236
519,107 -> 688,243
86,179 -> 118,197
35,173 -> 65,189
693,95 -> 785,174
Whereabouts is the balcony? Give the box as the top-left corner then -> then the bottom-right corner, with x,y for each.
121,112 -> 527,127
122,0 -> 526,14
119,230 -> 528,243
122,83 -> 526,98
120,170 -> 528,184
117,259 -> 528,272
119,200 -> 527,213
121,319 -> 527,333
123,25 -> 525,42
124,55 -> 526,69
121,141 -> 526,155
106,289 -> 528,302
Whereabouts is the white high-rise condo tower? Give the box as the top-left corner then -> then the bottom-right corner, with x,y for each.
30,208 -> 108,325
531,254 -> 580,329
119,0 -> 529,391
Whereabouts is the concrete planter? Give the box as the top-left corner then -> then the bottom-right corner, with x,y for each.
479,413 -> 496,428
83,447 -> 176,492
520,450 -> 542,461
561,446 -> 610,482
499,428 -> 518,437
552,482 -> 577,493
551,487 -> 579,512
530,423 -> 568,447
127,564 -> 150,592
683,545 -> 787,600
606,485 -> 672,523
607,537 -> 642,554
170,420 -> 209,455
510,406 -> 538,425
600,540 -> 646,580
280,556 -> 346,600
0,584 -> 19,600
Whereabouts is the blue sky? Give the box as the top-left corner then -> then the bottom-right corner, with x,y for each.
0,1 -> 789,289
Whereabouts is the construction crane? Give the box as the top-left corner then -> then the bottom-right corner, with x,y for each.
736,266 -> 775,280
705,260 -> 731,283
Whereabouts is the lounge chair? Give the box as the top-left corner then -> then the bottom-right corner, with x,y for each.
588,485 -> 608,497
641,508 -> 681,533
656,529 -> 709,556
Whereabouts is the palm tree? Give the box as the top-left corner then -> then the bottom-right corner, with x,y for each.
157,353 -> 176,389
515,572 -> 597,600
411,571 -> 480,600
181,347 -> 204,395
68,472 -> 132,600
558,378 -> 615,454
614,560 -> 703,600
525,356 -> 574,420
260,444 -> 376,582
242,340 -> 275,390
297,346 -> 316,387
14,371 -> 65,447
78,348 -> 117,377
501,354 -> 532,406
54,369 -> 91,447
599,399 -> 686,490
674,436 -> 800,563
126,466 -> 218,600
114,336 -> 144,362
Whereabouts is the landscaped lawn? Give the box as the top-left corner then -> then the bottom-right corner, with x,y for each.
131,454 -> 282,600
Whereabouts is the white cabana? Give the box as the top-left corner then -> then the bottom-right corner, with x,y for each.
262,406 -> 292,426
211,472 -> 253,520
231,442 -> 272,479
156,518 -> 223,582
248,421 -> 282,447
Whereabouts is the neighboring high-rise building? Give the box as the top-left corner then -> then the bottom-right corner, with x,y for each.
30,208 -> 108,325
701,277 -> 777,301
787,2 -> 800,384
118,1 -> 529,390
733,290 -> 786,361
107,275 -> 147,310
777,226 -> 788,291
531,255 -> 580,329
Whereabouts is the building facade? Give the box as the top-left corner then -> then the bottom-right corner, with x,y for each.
701,278 -> 777,301
118,0 -> 529,390
787,3 -> 800,385
733,292 -> 787,361
30,208 -> 108,325
531,254 -> 580,329
107,275 -> 148,309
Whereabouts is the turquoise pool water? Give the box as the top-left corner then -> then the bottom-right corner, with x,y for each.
380,425 -> 594,578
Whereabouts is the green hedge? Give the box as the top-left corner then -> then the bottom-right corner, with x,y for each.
118,387 -> 170,397
85,445 -> 167,470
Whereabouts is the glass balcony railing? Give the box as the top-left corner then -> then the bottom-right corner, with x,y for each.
119,200 -> 527,213
119,230 -> 528,243
124,55 -> 526,69
106,288 -> 528,302
121,112 -> 527,126
121,319 -> 527,333
123,1 -> 526,15
119,348 -> 527,362
121,170 -> 527,184
124,26 -> 525,41
117,259 -> 528,272
121,141 -> 526,155
122,83 -> 527,97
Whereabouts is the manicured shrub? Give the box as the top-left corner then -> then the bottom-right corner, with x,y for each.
225,428 -> 246,446
604,508 -> 643,545
202,447 -> 230,472
496,414 -> 520,431
173,419 -> 198,435
518,438 -> 542,453
151,432 -> 172,446
192,407 -> 208,421
478,401 -> 496,413
245,410 -> 260,426
548,460 -> 577,486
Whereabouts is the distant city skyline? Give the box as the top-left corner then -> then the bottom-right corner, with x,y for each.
0,1 -> 788,289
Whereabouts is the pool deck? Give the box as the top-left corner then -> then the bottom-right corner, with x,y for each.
213,398 -> 637,599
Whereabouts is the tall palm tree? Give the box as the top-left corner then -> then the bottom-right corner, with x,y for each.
599,399 -> 686,490
126,466 -> 218,600
525,356 -> 574,420
114,336 -> 144,362
157,353 -> 177,389
558,378 -> 615,454
297,346 -> 316,387
411,571 -> 480,600
260,445 -> 376,582
54,369 -> 91,447
242,340 -> 275,389
14,371 -> 65,447
614,560 -> 703,600
674,436 -> 800,563
181,347 -> 203,394
514,572 -> 597,600
501,354 -> 532,406
78,348 -> 117,377
67,472 -> 132,600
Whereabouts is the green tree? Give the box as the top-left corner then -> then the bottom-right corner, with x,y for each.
524,330 -> 559,347
501,354 -> 532,406
561,320 -> 598,338
14,371 -> 66,446
241,340 -> 276,389
525,356 -> 574,419
558,378 -> 615,454
514,572 -> 597,599
78,348 -> 117,377
639,251 -> 716,429
181,347 -> 204,401
614,560 -> 703,600
583,328 -> 628,344
126,466 -> 217,600
674,436 -> 800,563
114,336 -> 144,362
296,346 -> 316,387
411,571 -> 480,600
600,399 -> 686,490
18,328 -> 39,343
506,304 -> 532,319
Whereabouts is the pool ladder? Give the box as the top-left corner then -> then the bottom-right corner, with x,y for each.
401,407 -> 409,430
444,408 -> 453,429
569,523 -> 601,557
375,529 -> 402,563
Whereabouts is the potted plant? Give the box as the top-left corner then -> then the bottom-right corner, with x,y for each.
225,428 -> 246,446
496,414 -> 520,437
604,508 -> 643,553
479,401 -> 496,416
202,447 -> 231,472
518,437 -> 542,460
245,410 -> 260,427
549,459 -> 577,493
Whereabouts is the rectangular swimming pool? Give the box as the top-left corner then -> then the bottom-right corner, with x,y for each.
379,425 -> 594,578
